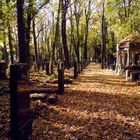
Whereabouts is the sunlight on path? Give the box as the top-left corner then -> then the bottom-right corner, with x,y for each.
68,63 -> 139,96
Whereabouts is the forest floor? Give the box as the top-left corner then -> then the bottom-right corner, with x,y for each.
1,63 -> 140,140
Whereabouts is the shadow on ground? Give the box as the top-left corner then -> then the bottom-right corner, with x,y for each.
31,63 -> 140,140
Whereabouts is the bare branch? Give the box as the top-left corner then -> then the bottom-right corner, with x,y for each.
31,0 -> 50,20
35,24 -> 48,39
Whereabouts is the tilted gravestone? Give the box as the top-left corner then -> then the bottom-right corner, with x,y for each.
10,63 -> 32,140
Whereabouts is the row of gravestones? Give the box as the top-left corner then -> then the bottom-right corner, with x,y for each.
33,59 -> 90,76
47,60 -> 90,105
73,60 -> 90,79
0,59 -> 90,140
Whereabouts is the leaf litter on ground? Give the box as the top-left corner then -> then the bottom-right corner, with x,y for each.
0,63 -> 140,139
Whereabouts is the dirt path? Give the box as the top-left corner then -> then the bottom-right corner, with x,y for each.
32,63 -> 140,140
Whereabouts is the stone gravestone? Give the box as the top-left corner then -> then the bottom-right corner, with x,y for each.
10,63 -> 32,140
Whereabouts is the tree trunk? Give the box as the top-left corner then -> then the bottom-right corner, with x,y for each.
25,1 -> 32,67
101,0 -> 106,69
3,29 -> 8,63
40,22 -> 45,62
44,28 -> 47,61
84,24 -> 88,61
69,6 -> 77,62
74,3 -> 81,62
50,12 -> 55,74
17,0 -> 29,65
37,34 -> 41,69
32,20 -> 39,70
8,25 -> 14,64
46,35 -> 51,61
61,0 -> 70,68
52,0 -> 61,65
76,22 -> 80,62
84,0 -> 91,61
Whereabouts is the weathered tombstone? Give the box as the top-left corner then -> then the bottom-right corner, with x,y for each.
10,63 -> 32,140
0,61 -> 7,80
126,70 -> 130,81
130,72 -> 140,82
46,61 -> 50,75
10,64 -> 18,139
58,62 -> 64,94
74,62 -> 78,79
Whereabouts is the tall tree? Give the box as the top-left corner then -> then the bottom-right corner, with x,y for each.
6,1 -> 14,64
84,0 -> 92,61
101,0 -> 106,69
74,0 -> 82,62
32,19 -> 39,70
17,0 -> 50,66
17,0 -> 28,64
2,28 -> 8,63
61,0 -> 70,68
106,0 -> 140,40
52,0 -> 61,65
25,0 -> 34,66
69,5 -> 77,61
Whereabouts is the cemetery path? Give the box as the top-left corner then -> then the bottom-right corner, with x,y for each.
32,63 -> 140,140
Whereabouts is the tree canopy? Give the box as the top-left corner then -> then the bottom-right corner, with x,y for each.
0,0 -> 139,69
